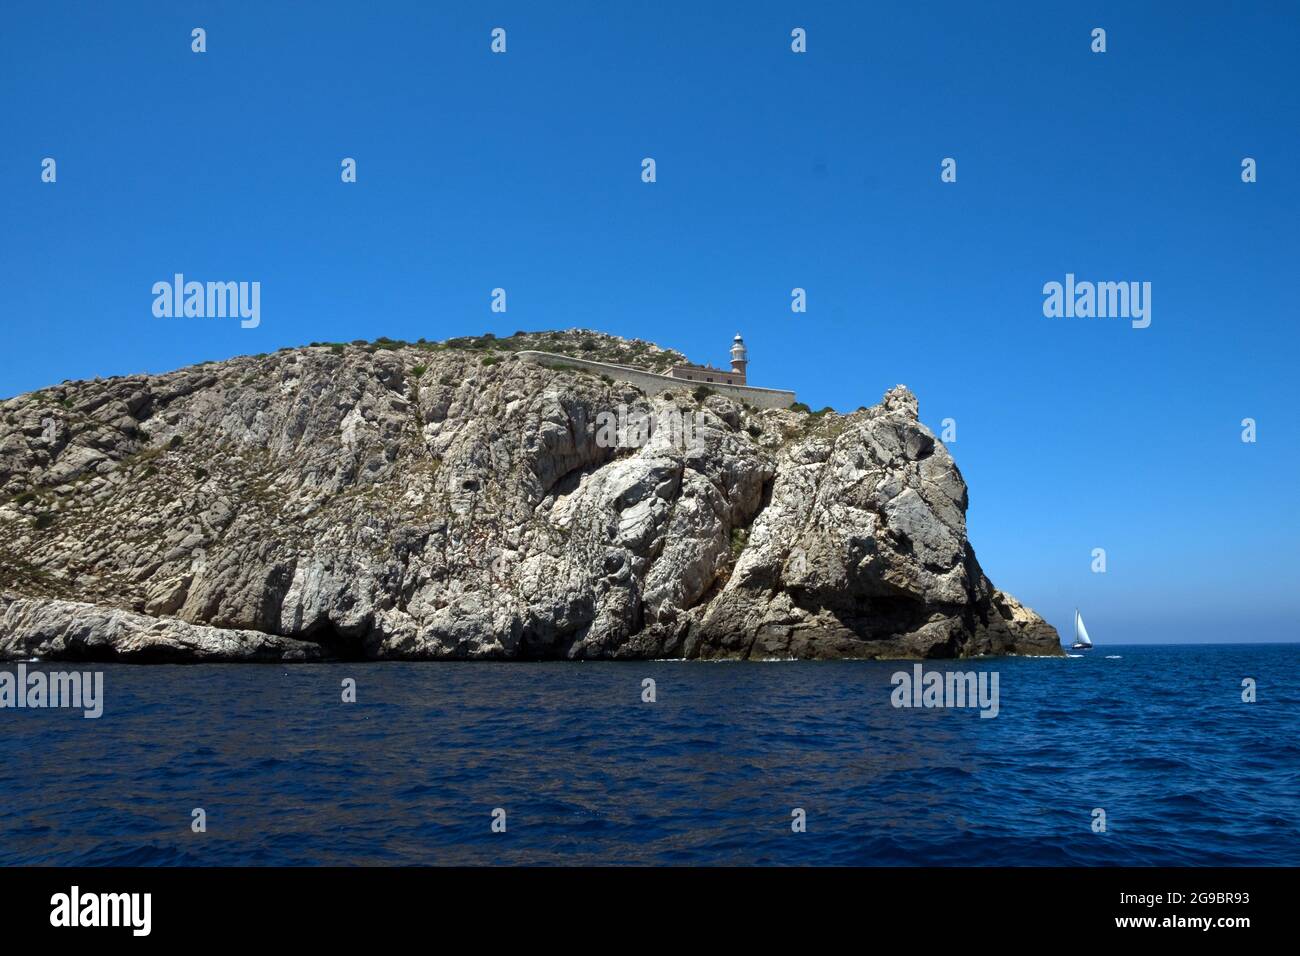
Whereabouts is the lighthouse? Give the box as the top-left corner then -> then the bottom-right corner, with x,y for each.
531,328 -> 795,407
667,331 -> 752,386
729,333 -> 748,382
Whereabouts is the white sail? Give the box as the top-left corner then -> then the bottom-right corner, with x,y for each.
1075,610 -> 1093,647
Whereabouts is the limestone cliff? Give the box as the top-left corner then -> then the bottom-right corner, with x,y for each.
0,330 -> 1061,661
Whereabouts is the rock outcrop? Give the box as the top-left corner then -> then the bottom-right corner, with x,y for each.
0,330 -> 1061,661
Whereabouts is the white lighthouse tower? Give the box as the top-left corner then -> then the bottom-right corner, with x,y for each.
729,333 -> 748,383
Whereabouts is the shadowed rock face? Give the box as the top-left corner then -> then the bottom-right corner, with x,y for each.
0,331 -> 1061,662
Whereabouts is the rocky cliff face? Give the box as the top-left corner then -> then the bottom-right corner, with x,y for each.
0,330 -> 1061,661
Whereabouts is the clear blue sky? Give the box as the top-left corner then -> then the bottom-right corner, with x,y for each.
2,2 -> 1297,644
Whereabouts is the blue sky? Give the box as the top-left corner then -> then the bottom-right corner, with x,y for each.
2,1 -> 1297,644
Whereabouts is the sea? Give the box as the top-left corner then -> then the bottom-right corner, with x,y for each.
2,644 -> 1297,866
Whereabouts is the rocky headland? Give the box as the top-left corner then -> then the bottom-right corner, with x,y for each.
0,330 -> 1061,662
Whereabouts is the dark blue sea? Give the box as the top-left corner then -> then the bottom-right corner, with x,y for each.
3,644 -> 1297,866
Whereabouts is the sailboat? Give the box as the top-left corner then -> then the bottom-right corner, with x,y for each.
1071,608 -> 1093,650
